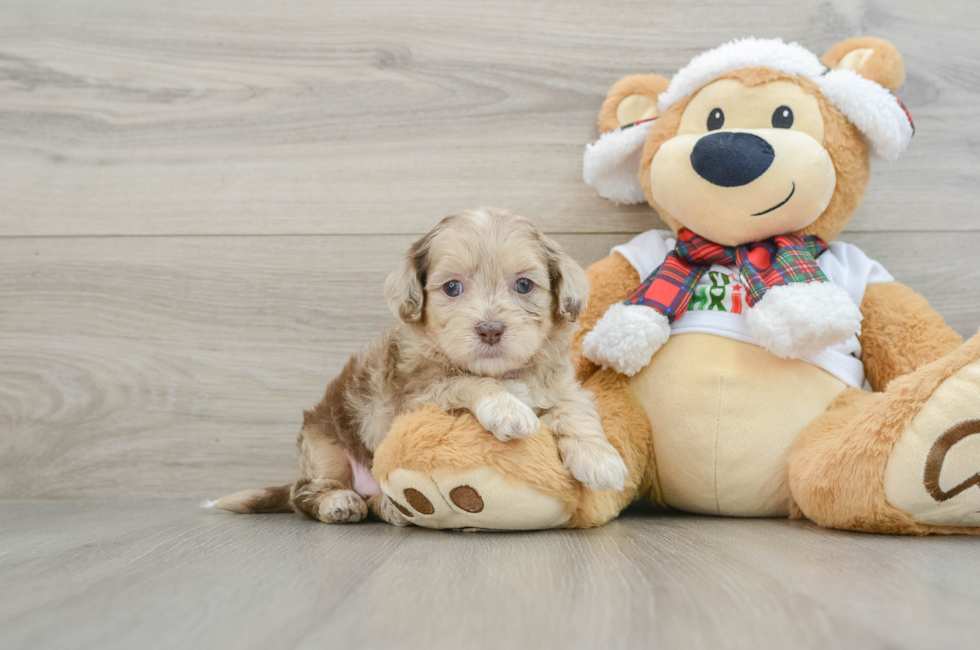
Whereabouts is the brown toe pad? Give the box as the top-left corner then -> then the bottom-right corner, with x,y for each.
449,485 -> 484,513
403,488 -> 434,515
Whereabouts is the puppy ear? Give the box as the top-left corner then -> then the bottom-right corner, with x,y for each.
542,236 -> 589,322
384,234 -> 430,323
598,74 -> 671,133
821,37 -> 905,91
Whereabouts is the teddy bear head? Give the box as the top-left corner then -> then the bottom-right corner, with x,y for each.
584,37 -> 914,246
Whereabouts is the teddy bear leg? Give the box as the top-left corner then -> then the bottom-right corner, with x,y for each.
371,370 -> 655,530
788,332 -> 980,535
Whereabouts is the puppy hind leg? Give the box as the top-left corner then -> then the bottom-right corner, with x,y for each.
292,478 -> 368,524
293,425 -> 368,524
366,493 -> 412,527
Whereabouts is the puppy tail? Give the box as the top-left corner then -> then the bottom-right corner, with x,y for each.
205,485 -> 293,514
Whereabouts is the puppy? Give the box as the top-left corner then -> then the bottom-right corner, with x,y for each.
211,207 -> 627,525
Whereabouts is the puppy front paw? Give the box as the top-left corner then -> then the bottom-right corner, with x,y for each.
475,392 -> 541,441
560,438 -> 628,492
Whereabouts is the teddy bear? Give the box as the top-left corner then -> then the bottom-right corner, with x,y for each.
370,36 -> 980,535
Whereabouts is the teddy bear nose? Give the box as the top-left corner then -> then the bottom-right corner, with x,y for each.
476,321 -> 505,346
690,131 -> 775,187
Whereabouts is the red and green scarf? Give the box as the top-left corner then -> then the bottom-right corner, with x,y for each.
625,229 -> 829,322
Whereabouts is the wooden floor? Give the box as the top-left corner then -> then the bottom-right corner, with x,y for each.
3,0 -> 980,648
0,501 -> 978,650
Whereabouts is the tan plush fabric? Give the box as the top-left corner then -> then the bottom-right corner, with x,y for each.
884,361 -> 980,527
788,332 -> 980,535
597,74 -> 671,133
634,68 -> 870,244
631,333 -> 846,516
859,282 -> 963,391
821,37 -> 906,91
373,38 -> 979,534
371,367 -> 658,529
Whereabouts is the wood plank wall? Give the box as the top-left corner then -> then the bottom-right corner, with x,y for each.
2,0 -> 979,499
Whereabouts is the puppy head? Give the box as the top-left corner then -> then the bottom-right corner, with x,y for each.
384,207 -> 589,376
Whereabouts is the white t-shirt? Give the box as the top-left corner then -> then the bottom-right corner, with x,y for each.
611,230 -> 894,389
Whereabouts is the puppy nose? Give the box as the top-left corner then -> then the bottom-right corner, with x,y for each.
476,321 -> 506,346
690,131 -> 774,187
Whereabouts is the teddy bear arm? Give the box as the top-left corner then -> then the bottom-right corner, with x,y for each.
859,282 -> 963,391
570,252 -> 641,382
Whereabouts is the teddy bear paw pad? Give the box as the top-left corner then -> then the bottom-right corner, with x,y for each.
380,467 -> 570,530
884,357 -> 980,527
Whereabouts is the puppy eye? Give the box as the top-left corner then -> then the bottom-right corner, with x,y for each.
707,108 -> 725,131
772,105 -> 794,128
443,281 -> 463,297
514,278 -> 534,294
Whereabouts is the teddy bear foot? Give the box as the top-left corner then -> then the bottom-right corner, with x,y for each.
380,466 -> 571,531
883,340 -> 980,529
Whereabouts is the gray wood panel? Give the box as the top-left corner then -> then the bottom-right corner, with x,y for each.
0,501 -> 977,650
1,0 -> 979,236
2,233 -> 979,500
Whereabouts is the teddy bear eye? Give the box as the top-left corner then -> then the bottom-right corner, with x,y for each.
707,108 -> 725,131
772,105 -> 794,129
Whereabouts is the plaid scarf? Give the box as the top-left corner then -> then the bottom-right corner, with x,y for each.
625,230 -> 830,323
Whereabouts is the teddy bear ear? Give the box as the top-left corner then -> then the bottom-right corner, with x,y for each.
597,74 -> 671,133
820,37 -> 906,91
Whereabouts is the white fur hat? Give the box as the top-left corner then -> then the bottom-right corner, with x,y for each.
584,37 -> 915,205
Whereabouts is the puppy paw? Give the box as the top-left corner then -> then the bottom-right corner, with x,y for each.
561,439 -> 628,492
317,490 -> 368,524
475,392 -> 540,441
370,494 -> 412,527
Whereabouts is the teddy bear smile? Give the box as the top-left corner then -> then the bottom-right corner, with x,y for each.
751,181 -> 796,217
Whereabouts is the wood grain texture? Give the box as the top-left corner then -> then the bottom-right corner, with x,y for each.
0,501 -> 978,650
1,0 -> 980,236
2,233 -> 979,500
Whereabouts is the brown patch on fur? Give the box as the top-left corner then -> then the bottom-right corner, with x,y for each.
570,253 -> 641,382
303,356 -> 377,470
598,74 -> 671,133
788,333 -> 980,535
635,67 -> 870,244
821,37 -> 906,91
859,282 -> 963,391
211,486 -> 293,514
449,485 -> 485,513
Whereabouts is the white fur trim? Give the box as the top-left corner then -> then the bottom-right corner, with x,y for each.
746,282 -> 863,359
658,38 -> 826,112
582,120 -> 654,204
817,69 -> 913,161
582,302 -> 671,376
585,38 -> 914,204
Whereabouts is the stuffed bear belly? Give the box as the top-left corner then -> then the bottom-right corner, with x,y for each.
629,333 -> 847,516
